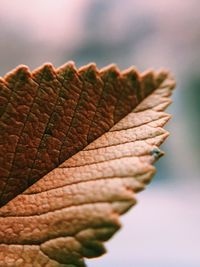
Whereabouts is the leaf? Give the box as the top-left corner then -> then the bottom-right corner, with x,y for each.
0,63 -> 175,267
0,62 -> 160,207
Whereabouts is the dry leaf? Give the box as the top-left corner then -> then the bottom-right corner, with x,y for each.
0,62 -> 175,267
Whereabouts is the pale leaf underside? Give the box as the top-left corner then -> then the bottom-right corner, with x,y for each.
0,64 -> 175,267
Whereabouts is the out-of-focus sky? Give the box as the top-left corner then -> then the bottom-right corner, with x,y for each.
0,0 -> 199,266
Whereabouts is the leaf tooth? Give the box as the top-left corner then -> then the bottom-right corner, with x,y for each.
79,62 -> 97,72
140,69 -> 156,98
153,100 -> 172,111
141,68 -> 155,77
154,69 -> 169,86
56,61 -> 77,80
121,66 -> 139,76
4,65 -> 31,84
40,236 -> 86,266
160,77 -> 176,90
79,63 -> 99,83
121,66 -> 139,85
112,199 -> 136,215
99,64 -> 120,79
121,66 -> 142,102
32,63 -> 56,82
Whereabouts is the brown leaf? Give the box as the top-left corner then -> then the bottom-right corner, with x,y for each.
0,62 -> 164,207
0,63 -> 175,266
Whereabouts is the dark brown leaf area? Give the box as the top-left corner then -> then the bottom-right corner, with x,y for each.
0,62 -> 162,207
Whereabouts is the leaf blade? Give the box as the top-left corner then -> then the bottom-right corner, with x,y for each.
0,66 -> 175,266
0,63 -> 164,207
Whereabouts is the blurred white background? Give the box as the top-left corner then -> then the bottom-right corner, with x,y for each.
0,1 -> 199,266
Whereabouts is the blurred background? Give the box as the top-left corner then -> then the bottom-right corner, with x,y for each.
0,0 -> 199,266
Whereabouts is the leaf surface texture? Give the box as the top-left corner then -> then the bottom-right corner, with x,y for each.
0,63 -> 175,266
